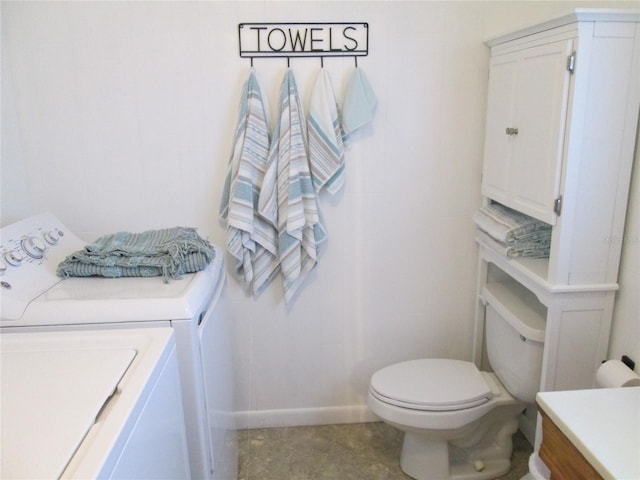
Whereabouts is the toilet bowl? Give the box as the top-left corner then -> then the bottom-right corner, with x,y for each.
367,300 -> 545,480
368,359 -> 525,480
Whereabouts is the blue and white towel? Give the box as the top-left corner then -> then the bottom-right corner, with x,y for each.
219,68 -> 279,295
474,202 -> 551,259
476,230 -> 551,259
308,69 -> 346,195
57,227 -> 216,282
259,69 -> 327,303
341,67 -> 377,137
473,203 -> 551,245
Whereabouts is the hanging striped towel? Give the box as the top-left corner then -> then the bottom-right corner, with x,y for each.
259,69 -> 328,303
341,67 -> 377,138
219,68 -> 279,294
308,69 -> 346,194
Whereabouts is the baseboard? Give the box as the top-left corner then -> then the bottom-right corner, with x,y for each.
233,405 -> 378,430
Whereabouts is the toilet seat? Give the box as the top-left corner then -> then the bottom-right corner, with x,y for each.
370,359 -> 493,411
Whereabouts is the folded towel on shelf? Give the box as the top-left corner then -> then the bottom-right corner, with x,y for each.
57,227 -> 216,281
476,230 -> 551,259
308,68 -> 347,194
473,202 -> 551,245
259,69 -> 327,303
341,67 -> 377,138
219,68 -> 279,295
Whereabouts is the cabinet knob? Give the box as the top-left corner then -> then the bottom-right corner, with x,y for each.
505,127 -> 519,136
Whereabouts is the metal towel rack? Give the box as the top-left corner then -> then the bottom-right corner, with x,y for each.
239,22 -> 368,67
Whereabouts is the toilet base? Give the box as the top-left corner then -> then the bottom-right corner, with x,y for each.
401,432 -> 449,479
399,415 -> 519,480
401,433 -> 511,480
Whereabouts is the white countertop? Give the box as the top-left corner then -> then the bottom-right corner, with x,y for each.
537,387 -> 640,480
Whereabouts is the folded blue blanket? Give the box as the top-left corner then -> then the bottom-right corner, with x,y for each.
57,227 -> 216,282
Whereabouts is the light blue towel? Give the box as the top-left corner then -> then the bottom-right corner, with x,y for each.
308,69 -> 346,194
473,203 -> 551,245
259,69 -> 327,303
57,227 -> 215,282
341,67 -> 377,137
220,68 -> 279,294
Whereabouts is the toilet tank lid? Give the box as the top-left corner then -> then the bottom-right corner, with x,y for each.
482,283 -> 545,343
370,359 -> 493,410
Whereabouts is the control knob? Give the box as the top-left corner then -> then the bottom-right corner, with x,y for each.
43,230 -> 60,245
22,236 -> 47,259
3,250 -> 25,266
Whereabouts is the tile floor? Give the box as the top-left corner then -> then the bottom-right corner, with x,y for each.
238,422 -> 533,480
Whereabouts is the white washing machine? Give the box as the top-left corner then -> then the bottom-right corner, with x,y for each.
1,327 -> 191,479
0,213 -> 237,480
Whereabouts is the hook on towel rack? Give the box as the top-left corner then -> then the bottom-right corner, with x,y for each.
240,54 -> 367,68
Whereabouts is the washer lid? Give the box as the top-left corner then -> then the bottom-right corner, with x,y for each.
1,347 -> 136,479
370,359 -> 493,411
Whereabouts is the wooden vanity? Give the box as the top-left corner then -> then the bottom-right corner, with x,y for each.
536,387 -> 640,480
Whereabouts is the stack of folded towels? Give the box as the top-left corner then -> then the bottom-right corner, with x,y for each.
473,202 -> 552,259
57,227 -> 216,282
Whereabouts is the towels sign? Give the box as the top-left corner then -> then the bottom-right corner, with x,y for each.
239,22 -> 368,58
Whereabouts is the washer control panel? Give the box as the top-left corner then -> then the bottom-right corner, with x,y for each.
1,220 -> 66,272
2,229 -> 64,269
0,213 -> 86,321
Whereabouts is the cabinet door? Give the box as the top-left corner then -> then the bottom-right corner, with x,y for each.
511,39 -> 573,224
481,39 -> 574,225
481,53 -> 518,206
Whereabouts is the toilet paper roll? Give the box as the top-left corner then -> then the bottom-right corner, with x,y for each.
596,359 -> 640,388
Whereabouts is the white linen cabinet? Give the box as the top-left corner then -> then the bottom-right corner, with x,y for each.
473,10 -> 640,411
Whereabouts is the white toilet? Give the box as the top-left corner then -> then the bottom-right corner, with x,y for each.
368,303 -> 545,480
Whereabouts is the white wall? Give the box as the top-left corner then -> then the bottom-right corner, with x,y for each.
2,1 -> 638,428
609,136 -> 640,368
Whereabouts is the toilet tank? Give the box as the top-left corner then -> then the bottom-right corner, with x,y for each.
484,287 -> 545,404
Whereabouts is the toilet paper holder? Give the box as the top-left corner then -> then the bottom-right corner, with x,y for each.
602,355 -> 635,371
597,356 -> 640,388
620,355 -> 635,371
